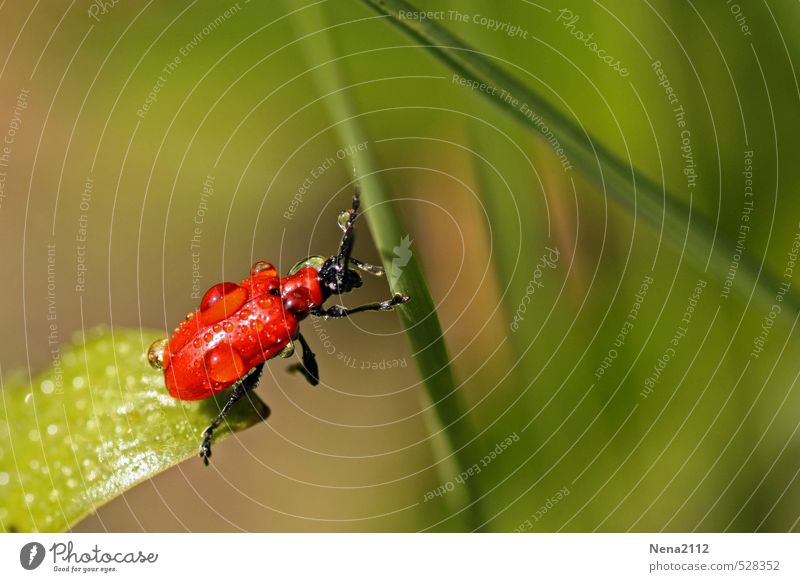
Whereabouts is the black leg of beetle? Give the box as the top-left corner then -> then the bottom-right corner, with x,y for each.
200,362 -> 265,466
288,333 -> 319,386
312,293 -> 410,319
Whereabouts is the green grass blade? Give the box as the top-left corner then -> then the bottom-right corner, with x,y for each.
0,328 -> 269,533
287,2 -> 485,529
358,0 -> 797,316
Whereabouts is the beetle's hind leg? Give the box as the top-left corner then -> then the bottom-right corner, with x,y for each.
200,362 -> 267,466
288,333 -> 320,386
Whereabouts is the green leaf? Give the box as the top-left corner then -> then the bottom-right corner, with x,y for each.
286,2 -> 486,529
0,328 -> 269,533
358,0 -> 798,316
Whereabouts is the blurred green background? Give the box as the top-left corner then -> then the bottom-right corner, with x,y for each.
1,0 -> 799,531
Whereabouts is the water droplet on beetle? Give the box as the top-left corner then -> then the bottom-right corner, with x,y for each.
147,338 -> 169,370
289,255 -> 326,274
278,341 -> 295,358
199,282 -> 248,325
251,261 -> 277,278
204,345 -> 246,383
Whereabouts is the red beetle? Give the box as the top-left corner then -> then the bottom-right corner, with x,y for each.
147,187 -> 409,464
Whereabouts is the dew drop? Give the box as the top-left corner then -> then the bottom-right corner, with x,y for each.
199,282 -> 248,325
192,338 -> 202,348
147,338 -> 169,370
212,324 -> 222,333
47,424 -> 58,436
24,493 -> 34,504
223,322 -> 234,333
251,261 -> 277,278
289,255 -> 326,275
204,345 -> 246,383
278,341 -> 295,358
203,333 -> 213,343
72,376 -> 85,389
338,210 -> 351,231
0,472 -> 9,486
40,380 -> 54,394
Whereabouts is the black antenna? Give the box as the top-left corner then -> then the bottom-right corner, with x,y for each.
335,183 -> 360,286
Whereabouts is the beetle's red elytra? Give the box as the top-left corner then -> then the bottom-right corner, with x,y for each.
153,263 -> 321,401
147,186 -> 409,464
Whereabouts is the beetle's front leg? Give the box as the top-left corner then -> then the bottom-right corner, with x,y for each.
312,293 -> 409,319
200,362 -> 267,465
